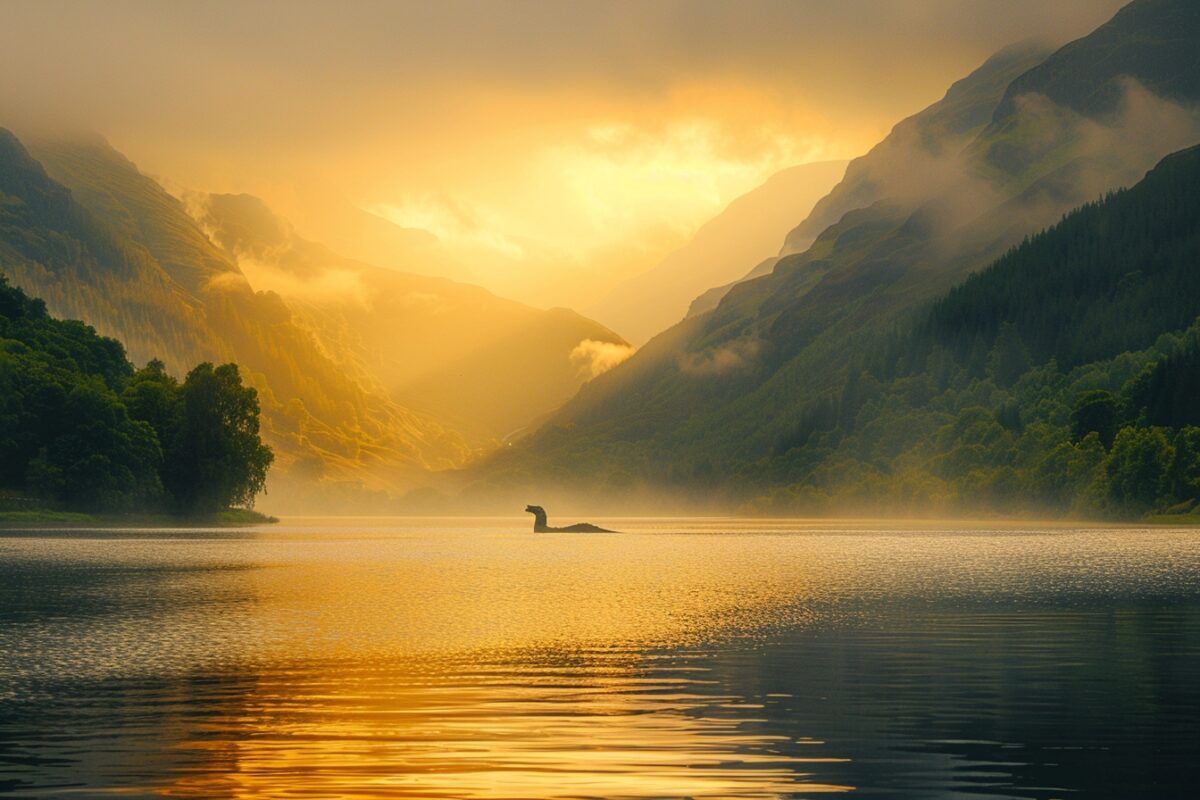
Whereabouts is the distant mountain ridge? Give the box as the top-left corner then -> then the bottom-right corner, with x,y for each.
0,130 -> 628,507
589,159 -> 847,344
685,255 -> 778,320
194,191 -> 628,444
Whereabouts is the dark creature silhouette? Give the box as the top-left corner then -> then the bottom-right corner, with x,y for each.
525,505 -> 613,533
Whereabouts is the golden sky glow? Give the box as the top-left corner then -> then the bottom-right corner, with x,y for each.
1,0 -> 1125,309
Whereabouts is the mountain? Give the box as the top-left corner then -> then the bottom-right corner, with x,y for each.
989,0 -> 1200,123
2,129 -> 631,508
484,142 -> 1200,516
686,257 -> 780,320
780,41 -> 1051,254
971,0 -> 1200,186
0,129 -> 217,373
474,0 -> 1200,509
1,130 -> 470,500
192,192 -> 629,443
588,160 -> 847,344
740,142 -> 1200,518
280,193 -> 475,282
26,133 -> 245,296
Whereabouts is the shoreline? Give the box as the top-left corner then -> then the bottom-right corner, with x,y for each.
2,509 -> 1196,530
0,508 -> 279,528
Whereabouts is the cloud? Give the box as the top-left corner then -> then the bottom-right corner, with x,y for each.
571,339 -> 636,378
236,258 -> 372,306
0,0 -> 1127,311
204,271 -> 252,292
969,80 -> 1200,238
678,337 -> 762,376
373,197 -> 528,261
546,117 -> 832,242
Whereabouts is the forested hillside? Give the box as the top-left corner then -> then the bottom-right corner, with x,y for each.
0,275 -> 271,514
917,145 -> 1200,370
478,138 -> 1200,518
745,144 -> 1200,517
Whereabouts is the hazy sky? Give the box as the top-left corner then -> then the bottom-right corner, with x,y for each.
1,0 -> 1126,307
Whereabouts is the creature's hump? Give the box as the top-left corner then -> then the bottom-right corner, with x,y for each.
559,522 -> 612,533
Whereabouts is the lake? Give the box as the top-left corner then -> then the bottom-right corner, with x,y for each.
1,518 -> 1198,798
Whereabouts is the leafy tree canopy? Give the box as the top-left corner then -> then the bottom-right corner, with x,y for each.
0,272 -> 272,514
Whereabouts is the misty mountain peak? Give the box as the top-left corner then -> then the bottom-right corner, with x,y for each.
992,0 -> 1200,124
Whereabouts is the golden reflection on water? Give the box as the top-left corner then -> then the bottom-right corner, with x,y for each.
160,518 -> 849,797
230,519 -> 832,658
160,656 -> 850,798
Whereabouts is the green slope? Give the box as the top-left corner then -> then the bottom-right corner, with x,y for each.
967,0 -> 1200,194
476,0 -> 1200,509
991,0 -> 1200,123
749,144 -> 1200,518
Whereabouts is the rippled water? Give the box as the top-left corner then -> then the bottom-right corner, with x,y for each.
1,518 -> 1199,798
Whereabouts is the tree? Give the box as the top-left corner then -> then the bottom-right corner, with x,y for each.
164,362 -> 273,515
122,359 -> 180,446
1105,426 -> 1175,516
1125,331 -> 1200,429
1071,390 -> 1119,449
1031,434 -> 1105,509
1170,427 -> 1200,504
987,322 -> 1032,387
3,276 -> 274,516
26,379 -> 162,511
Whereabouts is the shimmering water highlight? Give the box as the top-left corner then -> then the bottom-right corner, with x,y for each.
1,518 -> 1198,798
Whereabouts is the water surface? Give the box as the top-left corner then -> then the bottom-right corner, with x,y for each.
1,518 -> 1198,798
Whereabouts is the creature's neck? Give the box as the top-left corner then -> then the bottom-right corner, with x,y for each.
531,509 -> 549,531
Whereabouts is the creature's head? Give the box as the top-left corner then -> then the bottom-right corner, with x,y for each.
525,505 -> 544,515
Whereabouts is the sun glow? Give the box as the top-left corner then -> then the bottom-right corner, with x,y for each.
367,111 -> 848,307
